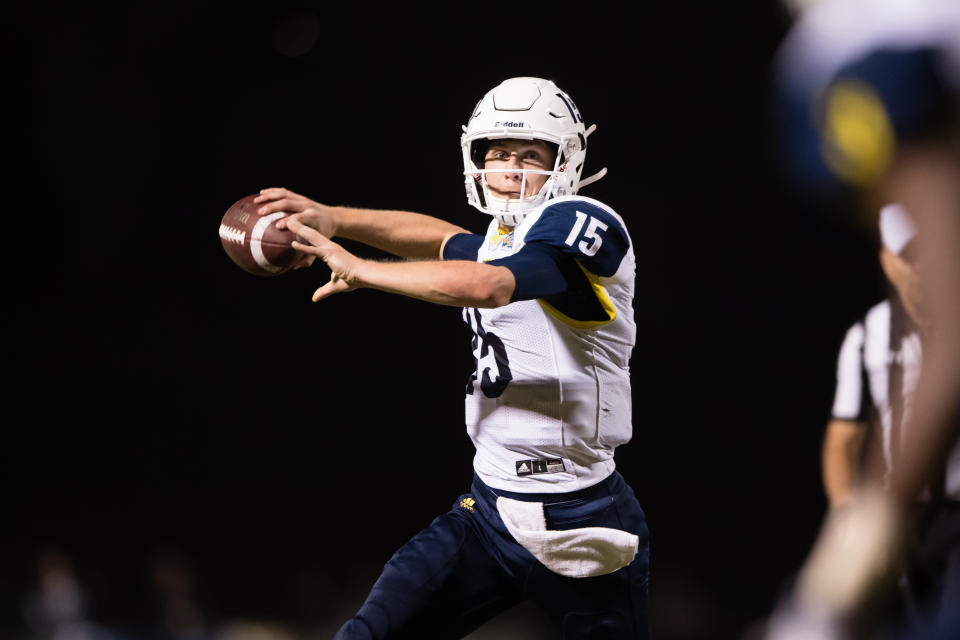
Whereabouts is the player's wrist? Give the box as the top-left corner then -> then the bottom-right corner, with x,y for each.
347,256 -> 374,289
319,204 -> 346,238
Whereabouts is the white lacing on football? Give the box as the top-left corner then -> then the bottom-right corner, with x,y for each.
218,224 -> 246,246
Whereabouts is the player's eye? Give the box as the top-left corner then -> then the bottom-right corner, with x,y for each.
522,151 -> 547,165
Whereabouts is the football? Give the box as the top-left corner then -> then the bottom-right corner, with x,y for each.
219,194 -> 301,276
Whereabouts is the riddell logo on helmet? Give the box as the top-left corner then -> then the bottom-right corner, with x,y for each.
494,121 -> 525,128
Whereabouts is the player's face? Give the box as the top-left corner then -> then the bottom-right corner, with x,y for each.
482,139 -> 556,201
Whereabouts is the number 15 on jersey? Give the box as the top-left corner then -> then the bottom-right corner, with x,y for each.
564,211 -> 608,257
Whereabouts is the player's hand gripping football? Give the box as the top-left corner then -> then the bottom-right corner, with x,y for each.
254,187 -> 336,235
254,187 -> 338,271
285,218 -> 364,302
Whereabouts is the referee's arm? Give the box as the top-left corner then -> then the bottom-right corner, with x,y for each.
822,419 -> 867,508
824,321 -> 869,509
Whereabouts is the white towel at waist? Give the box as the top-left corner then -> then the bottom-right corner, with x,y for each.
496,496 -> 639,578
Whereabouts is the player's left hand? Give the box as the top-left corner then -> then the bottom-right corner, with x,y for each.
286,218 -> 365,301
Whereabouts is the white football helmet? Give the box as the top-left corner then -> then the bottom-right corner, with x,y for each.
461,77 -> 607,227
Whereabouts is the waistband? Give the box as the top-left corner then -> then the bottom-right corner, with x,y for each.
472,470 -> 623,505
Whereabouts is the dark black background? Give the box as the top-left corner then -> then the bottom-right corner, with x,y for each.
6,2 -> 889,639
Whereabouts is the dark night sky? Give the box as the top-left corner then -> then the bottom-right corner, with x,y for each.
6,2 -> 890,639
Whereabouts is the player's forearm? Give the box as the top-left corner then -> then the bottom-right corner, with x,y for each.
329,206 -> 469,260
354,259 -> 516,308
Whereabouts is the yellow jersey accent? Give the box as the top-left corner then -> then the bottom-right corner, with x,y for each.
459,497 -> 476,512
820,80 -> 895,187
489,225 -> 514,251
537,262 -> 616,329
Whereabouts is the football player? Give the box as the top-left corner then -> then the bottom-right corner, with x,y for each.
255,77 -> 650,639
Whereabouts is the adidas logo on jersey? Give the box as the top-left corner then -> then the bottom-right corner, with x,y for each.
516,458 -> 565,476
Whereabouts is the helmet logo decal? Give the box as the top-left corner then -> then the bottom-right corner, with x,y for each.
555,93 -> 581,123
494,121 -> 525,128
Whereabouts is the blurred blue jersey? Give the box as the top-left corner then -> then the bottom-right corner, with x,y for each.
770,0 -> 960,198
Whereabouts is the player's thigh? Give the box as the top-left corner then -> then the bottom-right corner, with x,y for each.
530,489 -> 651,639
335,508 -> 520,640
390,536 -> 524,639
527,550 -> 649,640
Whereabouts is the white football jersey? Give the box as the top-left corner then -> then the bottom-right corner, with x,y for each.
458,195 -> 637,493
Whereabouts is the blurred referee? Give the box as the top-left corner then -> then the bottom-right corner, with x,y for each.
824,204 -> 929,511
823,203 -> 960,636
766,0 -> 960,638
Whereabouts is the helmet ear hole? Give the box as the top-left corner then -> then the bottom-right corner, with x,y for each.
471,139 -> 491,168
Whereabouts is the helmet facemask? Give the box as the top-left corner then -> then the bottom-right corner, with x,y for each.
465,138 -> 575,227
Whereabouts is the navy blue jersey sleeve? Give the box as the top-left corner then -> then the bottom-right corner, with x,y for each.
442,233 -> 484,261
489,243 -> 570,301
522,200 -> 629,277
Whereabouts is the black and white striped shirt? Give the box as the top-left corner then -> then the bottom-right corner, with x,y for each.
831,297 -> 960,500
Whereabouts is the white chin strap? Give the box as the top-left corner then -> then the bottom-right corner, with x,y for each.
489,202 -> 540,228
579,167 -> 607,189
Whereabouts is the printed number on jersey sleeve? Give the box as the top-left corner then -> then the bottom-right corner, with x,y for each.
523,201 -> 629,277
